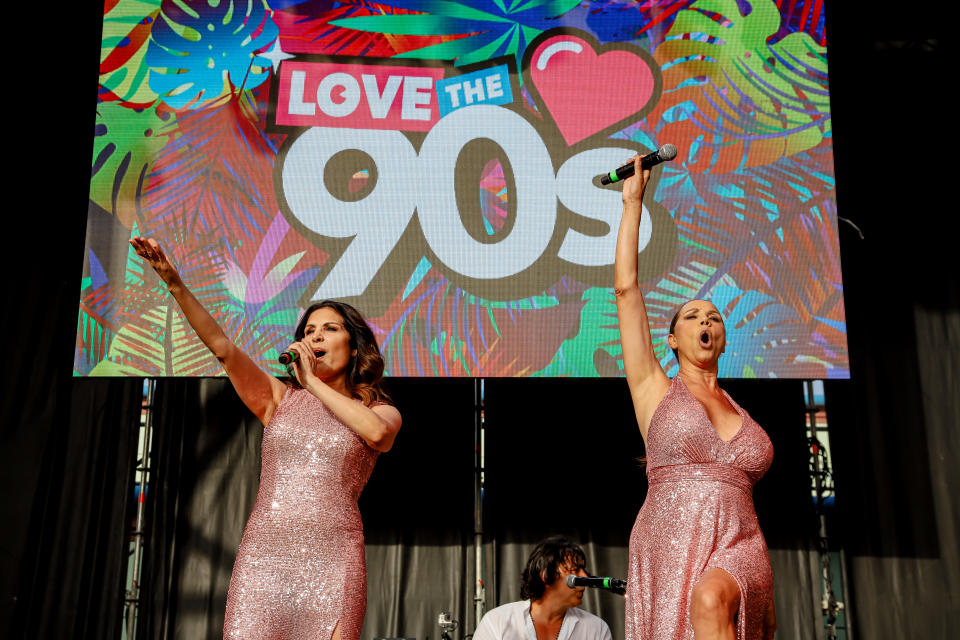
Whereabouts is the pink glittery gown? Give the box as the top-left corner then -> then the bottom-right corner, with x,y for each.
224,388 -> 379,640
626,376 -> 774,640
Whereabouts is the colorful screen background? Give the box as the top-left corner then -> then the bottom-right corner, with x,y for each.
80,0 -> 846,379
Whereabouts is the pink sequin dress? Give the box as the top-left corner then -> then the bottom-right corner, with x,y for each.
224,388 -> 379,640
626,376 -> 774,640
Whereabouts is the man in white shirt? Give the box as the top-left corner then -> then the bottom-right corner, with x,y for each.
472,536 -> 613,640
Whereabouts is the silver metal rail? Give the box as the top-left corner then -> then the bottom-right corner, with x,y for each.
124,378 -> 156,640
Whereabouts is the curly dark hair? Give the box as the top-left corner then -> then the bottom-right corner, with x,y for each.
290,300 -> 392,406
519,536 -> 586,601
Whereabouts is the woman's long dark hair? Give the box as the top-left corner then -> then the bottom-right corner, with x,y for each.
290,300 -> 392,406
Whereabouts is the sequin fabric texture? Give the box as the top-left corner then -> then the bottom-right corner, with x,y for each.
625,376 -> 774,640
224,388 -> 379,640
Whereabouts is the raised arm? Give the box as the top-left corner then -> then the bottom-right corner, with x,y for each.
130,237 -> 286,424
614,156 -> 670,438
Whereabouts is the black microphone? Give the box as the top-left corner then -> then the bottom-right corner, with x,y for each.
566,574 -> 627,593
600,144 -> 677,184
278,350 -> 299,365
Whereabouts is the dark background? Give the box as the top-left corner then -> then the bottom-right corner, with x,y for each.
2,2 -> 956,638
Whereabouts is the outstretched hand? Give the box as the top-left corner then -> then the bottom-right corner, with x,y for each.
621,154 -> 652,206
130,236 -> 182,287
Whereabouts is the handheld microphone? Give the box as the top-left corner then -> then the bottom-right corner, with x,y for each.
600,144 -> 677,185
565,574 -> 627,594
278,350 -> 299,365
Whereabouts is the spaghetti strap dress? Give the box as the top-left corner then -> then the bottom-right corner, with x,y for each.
625,376 -> 774,640
224,388 -> 379,640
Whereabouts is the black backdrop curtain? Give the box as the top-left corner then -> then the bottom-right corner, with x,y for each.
822,229 -> 960,636
358,378 -> 477,639
4,378 -> 142,639
823,2 -> 959,636
139,378 -> 265,640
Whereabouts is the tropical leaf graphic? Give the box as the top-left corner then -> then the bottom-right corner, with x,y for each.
100,0 -> 163,107
639,157 -> 846,377
90,212 -> 284,376
648,0 -> 831,173
618,98 -> 845,377
632,266 -> 832,379
146,0 -> 278,109
91,303 -> 212,376
532,285 -> 623,377
219,213 -> 325,365
376,272 -> 589,377
709,286 -> 796,378
479,158 -> 509,234
709,284 -> 840,379
584,0 -> 695,45
91,301 -> 287,376
142,86 -> 282,263
771,0 -> 827,46
91,101 -> 171,227
76,252 -> 119,376
272,1 -> 470,56
329,0 -> 582,66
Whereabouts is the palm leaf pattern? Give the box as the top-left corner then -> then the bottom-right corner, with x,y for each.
100,0 -> 163,107
106,215 -> 230,376
145,0 -> 277,109
219,213 -> 325,376
272,1 -> 470,57
76,249 -> 121,375
648,0 -> 830,173
143,88 -> 282,258
377,271 -> 589,377
91,101 -> 171,227
584,0 -> 696,46
329,0 -> 582,66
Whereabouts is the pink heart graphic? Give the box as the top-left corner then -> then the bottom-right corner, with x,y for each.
528,34 -> 659,146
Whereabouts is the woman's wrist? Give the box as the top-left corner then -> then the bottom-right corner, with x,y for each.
166,277 -> 186,295
301,372 -> 328,395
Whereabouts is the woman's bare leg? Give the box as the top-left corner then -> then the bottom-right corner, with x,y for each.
691,568 -> 740,640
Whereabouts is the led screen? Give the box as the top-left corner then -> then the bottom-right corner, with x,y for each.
80,0 -> 846,378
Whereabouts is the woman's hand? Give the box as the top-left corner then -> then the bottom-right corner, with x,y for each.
129,235 -> 286,424
620,155 -> 652,207
129,236 -> 182,288
285,341 -> 319,388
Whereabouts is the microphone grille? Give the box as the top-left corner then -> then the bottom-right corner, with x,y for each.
565,574 -> 577,588
660,143 -> 678,160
